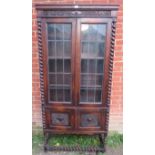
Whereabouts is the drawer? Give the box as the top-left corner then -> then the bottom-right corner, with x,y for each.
45,108 -> 74,129
77,109 -> 105,130
52,113 -> 70,126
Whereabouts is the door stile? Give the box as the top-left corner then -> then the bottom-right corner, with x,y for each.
101,19 -> 113,109
74,18 -> 80,130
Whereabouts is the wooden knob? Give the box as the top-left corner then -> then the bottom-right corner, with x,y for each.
57,117 -> 64,122
87,118 -> 92,122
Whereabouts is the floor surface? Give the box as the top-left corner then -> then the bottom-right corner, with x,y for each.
33,145 -> 123,155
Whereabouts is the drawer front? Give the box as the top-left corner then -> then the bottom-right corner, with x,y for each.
77,109 -> 105,130
80,113 -> 99,127
52,113 -> 69,126
45,108 -> 74,129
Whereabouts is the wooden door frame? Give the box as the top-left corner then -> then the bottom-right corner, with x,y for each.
75,18 -> 113,108
41,18 -> 76,106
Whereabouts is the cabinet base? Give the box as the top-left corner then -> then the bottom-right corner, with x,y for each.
43,133 -> 106,153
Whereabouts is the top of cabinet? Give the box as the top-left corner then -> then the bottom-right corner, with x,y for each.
34,4 -> 119,18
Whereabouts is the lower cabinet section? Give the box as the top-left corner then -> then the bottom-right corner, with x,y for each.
44,106 -> 106,131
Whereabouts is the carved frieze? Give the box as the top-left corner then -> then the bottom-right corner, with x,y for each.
38,10 -> 111,18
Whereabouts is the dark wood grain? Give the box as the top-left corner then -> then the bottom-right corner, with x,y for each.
36,4 -> 118,152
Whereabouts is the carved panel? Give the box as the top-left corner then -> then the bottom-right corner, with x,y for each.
38,10 -> 111,18
52,113 -> 69,126
80,113 -> 99,127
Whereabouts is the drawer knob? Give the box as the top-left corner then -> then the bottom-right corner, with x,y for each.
57,117 -> 64,122
87,117 -> 92,122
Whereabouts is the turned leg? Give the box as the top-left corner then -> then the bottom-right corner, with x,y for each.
44,133 -> 50,152
98,134 -> 105,153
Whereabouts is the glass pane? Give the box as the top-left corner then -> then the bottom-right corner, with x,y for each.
88,25 -> 98,41
64,41 -> 71,57
48,24 -> 55,40
97,25 -> 106,40
81,42 -> 89,58
80,23 -> 106,104
64,89 -> 71,101
64,24 -> 71,40
56,41 -> 63,58
81,74 -> 96,86
81,75 -> 88,86
64,59 -> 71,73
50,89 -> 57,101
97,42 -> 104,57
88,89 -> 95,102
49,74 -> 56,84
81,24 -> 106,41
48,41 -> 55,57
81,24 -> 89,40
64,74 -> 71,85
88,60 -> 96,73
81,59 -> 88,73
80,89 -> 87,102
56,74 -> 63,85
96,75 -> 103,86
56,25 -> 63,40
49,59 -> 55,72
57,89 -> 63,101
47,23 -> 72,103
56,59 -> 63,72
97,60 -> 103,73
95,89 -> 102,102
89,42 -> 97,58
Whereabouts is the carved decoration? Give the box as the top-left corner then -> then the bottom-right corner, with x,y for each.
81,114 -> 99,127
105,19 -> 117,132
52,113 -> 69,126
37,19 -> 46,130
38,10 -> 111,18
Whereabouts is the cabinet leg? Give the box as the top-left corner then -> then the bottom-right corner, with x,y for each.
44,133 -> 50,152
98,134 -> 105,153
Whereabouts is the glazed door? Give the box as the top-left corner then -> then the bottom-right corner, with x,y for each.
75,18 -> 112,107
42,18 -> 76,106
43,18 -> 111,107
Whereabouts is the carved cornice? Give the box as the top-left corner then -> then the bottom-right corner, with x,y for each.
35,4 -> 119,18
35,4 -> 119,10
38,10 -> 111,18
